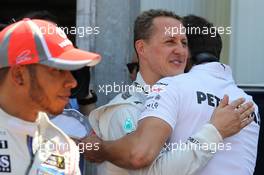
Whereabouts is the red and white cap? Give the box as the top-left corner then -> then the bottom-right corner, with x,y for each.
0,18 -> 101,70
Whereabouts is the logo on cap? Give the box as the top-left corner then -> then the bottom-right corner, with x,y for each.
16,50 -> 34,64
56,27 -> 67,39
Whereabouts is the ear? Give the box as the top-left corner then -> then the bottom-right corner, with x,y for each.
9,65 -> 27,86
135,40 -> 145,58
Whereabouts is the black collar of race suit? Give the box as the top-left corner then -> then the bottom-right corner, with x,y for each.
193,53 -> 219,65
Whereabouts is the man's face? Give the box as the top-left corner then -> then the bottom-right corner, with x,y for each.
142,17 -> 188,79
28,64 -> 77,115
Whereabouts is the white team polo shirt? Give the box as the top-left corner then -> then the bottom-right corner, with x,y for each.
140,62 -> 260,175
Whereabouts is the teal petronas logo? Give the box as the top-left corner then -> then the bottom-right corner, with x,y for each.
123,117 -> 135,134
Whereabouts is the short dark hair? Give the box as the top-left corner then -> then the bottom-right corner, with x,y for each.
0,65 -> 37,86
134,9 -> 181,53
27,64 -> 37,77
0,24 -> 7,31
182,15 -> 222,64
0,67 -> 10,85
17,10 -> 58,24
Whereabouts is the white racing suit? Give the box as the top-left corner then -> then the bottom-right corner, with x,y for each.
89,73 -> 223,175
0,108 -> 80,175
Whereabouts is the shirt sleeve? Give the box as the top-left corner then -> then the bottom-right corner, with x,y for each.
129,123 -> 223,175
139,81 -> 180,130
107,105 -> 139,140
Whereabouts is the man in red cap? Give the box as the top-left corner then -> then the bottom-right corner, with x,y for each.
0,18 -> 101,174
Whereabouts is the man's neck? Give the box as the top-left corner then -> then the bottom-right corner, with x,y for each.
139,69 -> 161,87
0,97 -> 38,122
